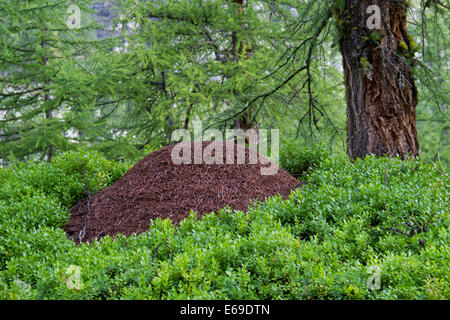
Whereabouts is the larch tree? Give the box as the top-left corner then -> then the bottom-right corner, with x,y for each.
242,0 -> 448,160
0,0 -> 104,161
2,0 -> 447,163
338,0 -> 420,160
113,0 -> 316,146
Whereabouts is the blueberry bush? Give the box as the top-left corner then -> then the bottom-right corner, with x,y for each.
0,150 -> 448,299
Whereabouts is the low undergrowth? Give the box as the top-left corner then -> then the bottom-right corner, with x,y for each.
0,149 -> 448,299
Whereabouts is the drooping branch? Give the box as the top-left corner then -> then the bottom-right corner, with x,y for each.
203,6 -> 334,132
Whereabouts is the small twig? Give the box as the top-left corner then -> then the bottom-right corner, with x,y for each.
410,215 -> 424,233
384,227 -> 413,237
411,163 -> 420,174
151,243 -> 161,265
433,152 -> 449,180
78,162 -> 92,243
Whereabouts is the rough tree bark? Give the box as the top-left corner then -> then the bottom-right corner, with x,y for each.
339,0 -> 420,160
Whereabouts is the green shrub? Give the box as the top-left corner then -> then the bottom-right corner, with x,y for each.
279,141 -> 328,178
0,150 -> 448,300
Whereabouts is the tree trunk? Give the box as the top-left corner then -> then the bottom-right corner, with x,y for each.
232,0 -> 259,141
41,33 -> 55,162
339,0 -> 419,160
